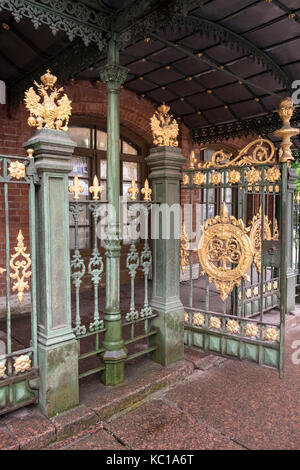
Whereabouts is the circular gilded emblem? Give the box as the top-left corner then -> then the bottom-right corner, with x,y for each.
198,203 -> 253,301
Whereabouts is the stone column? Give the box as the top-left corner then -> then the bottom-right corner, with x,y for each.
24,128 -> 78,417
99,39 -> 128,385
286,167 -> 297,313
145,146 -> 185,366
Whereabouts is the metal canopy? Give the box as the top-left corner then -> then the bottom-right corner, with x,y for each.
0,0 -> 299,145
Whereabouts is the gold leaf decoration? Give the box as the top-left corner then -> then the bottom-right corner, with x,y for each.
150,104 -> 179,147
69,175 -> 84,200
265,166 -> 281,183
209,316 -> 221,329
197,138 -> 275,169
211,172 -> 222,185
193,172 -> 205,185
0,267 -> 6,275
193,312 -> 205,326
182,174 -> 189,185
226,319 -> 240,334
24,69 -> 72,131
245,167 -> 261,185
189,151 -> 197,169
184,312 -> 189,323
244,323 -> 259,338
264,327 -> 279,341
180,224 -> 189,274
198,203 -> 253,302
228,170 -> 240,184
141,179 -> 152,201
248,206 -> 272,273
0,362 -> 6,379
14,355 -> 31,373
128,178 -> 139,201
89,175 -> 102,200
8,161 -> 26,180
10,230 -> 31,303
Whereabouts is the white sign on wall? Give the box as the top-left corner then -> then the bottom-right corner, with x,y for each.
0,81 -> 6,104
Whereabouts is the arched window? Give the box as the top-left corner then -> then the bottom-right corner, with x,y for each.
68,124 -> 147,249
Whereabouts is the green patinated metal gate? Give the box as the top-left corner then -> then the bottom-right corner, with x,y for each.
0,153 -> 39,415
181,120 -> 295,376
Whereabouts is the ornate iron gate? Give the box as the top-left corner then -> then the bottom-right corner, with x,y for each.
181,138 -> 289,376
0,153 -> 39,415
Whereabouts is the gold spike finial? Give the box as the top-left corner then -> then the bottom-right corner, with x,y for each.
128,178 -> 139,201
69,175 -> 84,200
189,150 -> 197,169
141,179 -> 152,201
89,175 -> 102,200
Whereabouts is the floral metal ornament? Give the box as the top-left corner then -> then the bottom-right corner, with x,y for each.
211,171 -> 222,185
226,319 -> 240,334
128,178 -> 139,201
197,138 -> 275,169
193,313 -> 205,327
245,167 -> 261,185
141,179 -> 152,201
0,362 -> 6,379
24,69 -> 72,131
193,172 -> 205,186
10,230 -> 31,303
180,224 -> 189,274
244,323 -> 259,338
150,104 -> 179,147
89,175 -> 102,200
264,327 -> 279,342
209,316 -> 221,329
69,175 -> 84,200
198,203 -> 253,302
8,161 -> 26,180
182,174 -> 189,185
228,169 -> 240,184
14,355 -> 31,373
265,166 -> 281,183
248,206 -> 272,273
184,312 -> 189,323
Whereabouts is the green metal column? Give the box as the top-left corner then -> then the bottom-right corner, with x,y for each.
99,38 -> 128,385
24,129 -> 78,417
286,167 -> 297,313
145,146 -> 186,366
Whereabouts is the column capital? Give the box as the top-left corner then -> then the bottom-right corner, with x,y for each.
145,146 -> 186,180
99,63 -> 128,92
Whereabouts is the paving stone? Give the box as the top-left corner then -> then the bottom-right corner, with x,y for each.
0,425 -> 19,450
108,399 -> 243,450
4,408 -> 56,450
184,348 -> 226,370
51,404 -> 99,441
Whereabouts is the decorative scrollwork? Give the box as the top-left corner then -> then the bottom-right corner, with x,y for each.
197,138 -> 275,169
10,230 -> 31,303
180,224 -> 189,274
248,206 -> 272,273
198,203 -> 253,301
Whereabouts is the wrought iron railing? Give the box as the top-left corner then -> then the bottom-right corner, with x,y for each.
0,154 -> 38,415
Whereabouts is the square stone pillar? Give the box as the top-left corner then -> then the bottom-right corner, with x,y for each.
145,146 -> 185,366
24,129 -> 79,417
286,167 -> 297,313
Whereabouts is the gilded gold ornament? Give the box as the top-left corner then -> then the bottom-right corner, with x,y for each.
13,354 -> 31,373
8,161 -> 26,180
180,224 -> 189,274
198,203 -> 253,302
150,104 -> 179,147
226,319 -> 240,334
228,169 -> 240,184
274,97 -> 299,162
193,312 -> 205,327
89,175 -> 102,200
69,175 -> 84,200
10,230 -> 31,303
0,267 -> 6,275
245,167 -> 261,185
244,323 -> 259,338
24,69 -> 72,131
184,312 -> 189,323
211,172 -> 222,185
273,280 -> 278,290
253,286 -> 259,296
209,316 -> 221,329
128,178 -> 139,201
265,166 -> 281,183
264,327 -> 279,341
248,206 -> 272,273
197,138 -> 275,169
0,362 -> 6,379
189,151 -> 197,169
267,282 -> 272,291
246,288 -> 252,299
141,179 -> 152,201
182,174 -> 189,185
193,172 -> 205,186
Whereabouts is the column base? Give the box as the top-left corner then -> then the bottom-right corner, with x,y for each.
101,348 -> 127,385
38,339 -> 79,418
149,306 -> 184,367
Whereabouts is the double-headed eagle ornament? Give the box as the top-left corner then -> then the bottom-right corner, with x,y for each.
150,104 -> 179,147
24,69 -> 72,131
